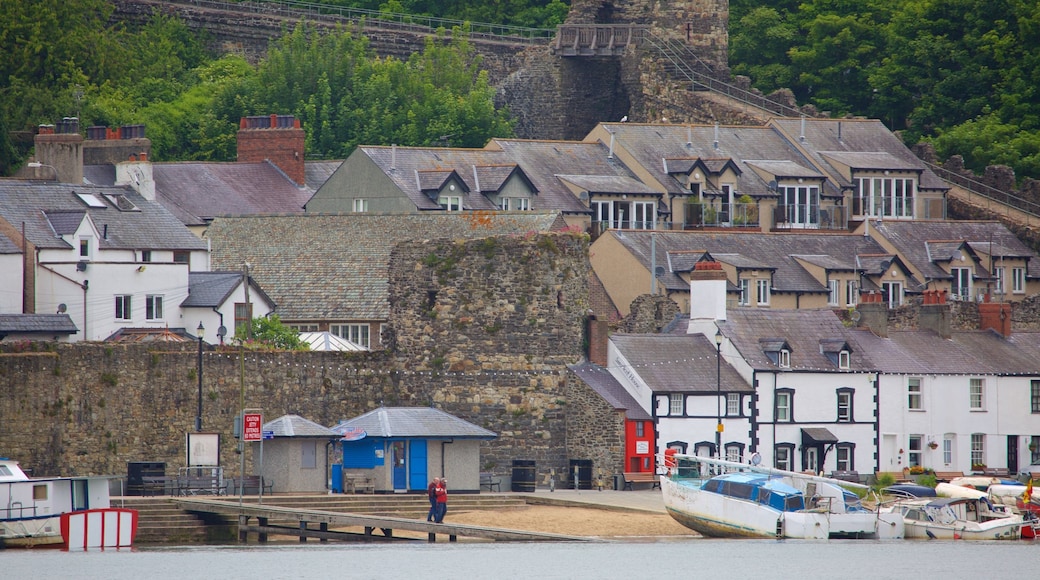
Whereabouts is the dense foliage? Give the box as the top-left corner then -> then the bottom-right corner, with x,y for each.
317,0 -> 569,29
234,314 -> 308,350
729,0 -> 1040,181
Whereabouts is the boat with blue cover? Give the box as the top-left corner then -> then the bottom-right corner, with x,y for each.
661,456 -> 904,539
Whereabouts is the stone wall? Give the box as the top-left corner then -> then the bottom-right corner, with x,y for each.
0,232 -> 623,485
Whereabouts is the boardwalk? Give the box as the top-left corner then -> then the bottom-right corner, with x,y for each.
172,497 -> 597,543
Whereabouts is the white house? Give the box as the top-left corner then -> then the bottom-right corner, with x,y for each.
0,180 -> 210,342
181,271 -> 276,346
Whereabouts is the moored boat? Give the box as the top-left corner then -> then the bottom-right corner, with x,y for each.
661,455 -> 904,539
885,496 -> 1023,540
1,458 -> 137,549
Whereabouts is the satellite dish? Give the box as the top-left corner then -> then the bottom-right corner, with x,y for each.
750,452 -> 762,466
851,311 -> 862,322
57,303 -> 67,313
217,325 -> 227,338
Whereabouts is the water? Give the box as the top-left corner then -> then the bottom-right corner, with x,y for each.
2,539 -> 1037,579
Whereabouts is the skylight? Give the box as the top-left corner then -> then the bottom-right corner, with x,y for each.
75,192 -> 107,208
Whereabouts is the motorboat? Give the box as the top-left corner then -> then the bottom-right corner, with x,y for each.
1,458 -> 137,549
660,455 -> 904,539
885,496 -> 1023,540
986,483 -> 1040,539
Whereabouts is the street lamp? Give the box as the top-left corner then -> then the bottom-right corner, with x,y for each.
715,328 -> 723,461
27,161 -> 58,181
195,322 -> 205,432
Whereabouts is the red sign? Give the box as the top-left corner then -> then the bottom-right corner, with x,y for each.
243,413 -> 263,442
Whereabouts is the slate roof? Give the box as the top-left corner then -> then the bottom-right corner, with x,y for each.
604,230 -> 888,294
871,220 -> 1040,281
331,407 -> 497,439
263,414 -> 339,438
851,328 -> 1040,375
591,123 -> 835,198
568,361 -> 652,421
205,212 -> 565,321
488,139 -> 651,212
181,271 -> 275,310
767,118 -> 949,192
84,161 -> 317,227
0,314 -> 78,335
0,181 -> 206,252
719,309 -> 872,372
610,334 -> 752,393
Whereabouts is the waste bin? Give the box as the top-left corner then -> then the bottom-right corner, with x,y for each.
331,464 -> 344,493
127,461 -> 165,496
511,459 -> 536,492
569,459 -> 592,490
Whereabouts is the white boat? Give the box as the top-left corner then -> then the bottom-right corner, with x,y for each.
885,496 -> 1023,540
1,458 -> 137,549
660,455 -> 904,539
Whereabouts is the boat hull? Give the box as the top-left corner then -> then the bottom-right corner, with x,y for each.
903,520 -> 1022,540
661,476 -> 902,539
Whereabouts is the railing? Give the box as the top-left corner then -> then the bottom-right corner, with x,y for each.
163,0 -> 556,44
923,160 -> 1040,223
683,202 -> 759,228
773,204 -> 847,230
640,31 -> 803,118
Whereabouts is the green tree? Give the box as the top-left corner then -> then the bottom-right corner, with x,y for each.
234,315 -> 308,351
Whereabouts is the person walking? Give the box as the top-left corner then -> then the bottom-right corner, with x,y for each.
434,478 -> 448,523
426,477 -> 440,522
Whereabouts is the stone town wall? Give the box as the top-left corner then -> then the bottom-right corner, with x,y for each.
0,233 -> 620,486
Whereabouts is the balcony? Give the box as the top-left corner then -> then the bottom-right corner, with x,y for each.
683,203 -> 759,229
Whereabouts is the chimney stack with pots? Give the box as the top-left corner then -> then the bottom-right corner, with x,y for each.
237,114 -> 306,186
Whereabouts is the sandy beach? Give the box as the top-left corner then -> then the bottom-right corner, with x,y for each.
444,504 -> 699,538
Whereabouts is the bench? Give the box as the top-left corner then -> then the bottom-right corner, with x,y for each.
933,471 -> 964,482
829,470 -> 861,483
343,474 -> 375,494
137,475 -> 178,496
875,471 -> 912,484
480,472 -> 501,492
228,475 -> 273,495
622,472 -> 660,491
982,468 -> 1011,478
177,476 -> 225,496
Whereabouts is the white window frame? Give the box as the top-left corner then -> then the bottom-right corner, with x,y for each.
775,446 -> 792,471
970,433 -> 985,467
632,201 -> 655,229
331,323 -> 371,349
855,176 -> 915,219
951,267 -> 972,300
836,445 -> 853,471
845,280 -> 858,307
882,281 -> 903,307
145,295 -> 163,320
115,295 -> 132,321
908,377 -> 922,410
352,198 -> 368,212
837,390 -> 852,421
726,393 -> 739,416
756,279 -> 770,305
838,350 -> 850,370
993,266 -> 1005,295
908,435 -> 923,467
828,279 -> 839,306
738,278 -> 750,306
669,393 -> 683,416
288,324 -> 319,332
943,437 -> 953,465
500,197 -> 530,211
969,378 -> 984,410
778,184 -> 820,227
1012,267 -> 1025,294
778,349 -> 790,369
438,195 -> 462,211
775,391 -> 791,422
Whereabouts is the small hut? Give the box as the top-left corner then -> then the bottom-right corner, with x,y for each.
251,414 -> 339,493
331,407 -> 497,494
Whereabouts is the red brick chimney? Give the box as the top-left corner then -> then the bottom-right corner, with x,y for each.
237,114 -> 306,186
979,298 -> 1011,338
588,315 -> 609,367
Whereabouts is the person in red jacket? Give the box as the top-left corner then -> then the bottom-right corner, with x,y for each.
434,479 -> 448,523
426,477 -> 440,522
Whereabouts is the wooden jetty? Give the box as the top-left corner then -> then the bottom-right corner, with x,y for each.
172,497 -> 596,543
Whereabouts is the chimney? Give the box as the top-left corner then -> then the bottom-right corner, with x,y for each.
979,298 -> 1012,338
587,315 -> 609,367
114,153 -> 155,201
83,124 -> 151,165
237,114 -> 306,186
856,292 -> 888,337
919,289 -> 951,339
688,260 -> 728,323
33,120 -> 83,184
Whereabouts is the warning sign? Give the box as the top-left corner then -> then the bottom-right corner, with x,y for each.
243,413 -> 263,442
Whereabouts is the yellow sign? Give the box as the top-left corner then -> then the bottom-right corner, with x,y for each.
716,422 -> 724,433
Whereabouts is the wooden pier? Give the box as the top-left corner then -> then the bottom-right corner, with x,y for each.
172,497 -> 595,543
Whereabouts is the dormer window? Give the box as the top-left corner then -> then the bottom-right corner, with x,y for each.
438,195 -> 462,211
79,237 -> 90,258
778,349 -> 790,368
760,338 -> 792,368
839,350 -> 850,370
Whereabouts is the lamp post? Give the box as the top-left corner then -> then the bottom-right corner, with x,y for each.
195,322 -> 205,432
27,161 -> 58,181
715,328 -> 723,461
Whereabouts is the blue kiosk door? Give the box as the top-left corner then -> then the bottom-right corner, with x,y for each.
409,440 -> 428,491
391,441 -> 407,491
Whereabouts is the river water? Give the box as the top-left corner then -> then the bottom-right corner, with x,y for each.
3,539 -> 1037,579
